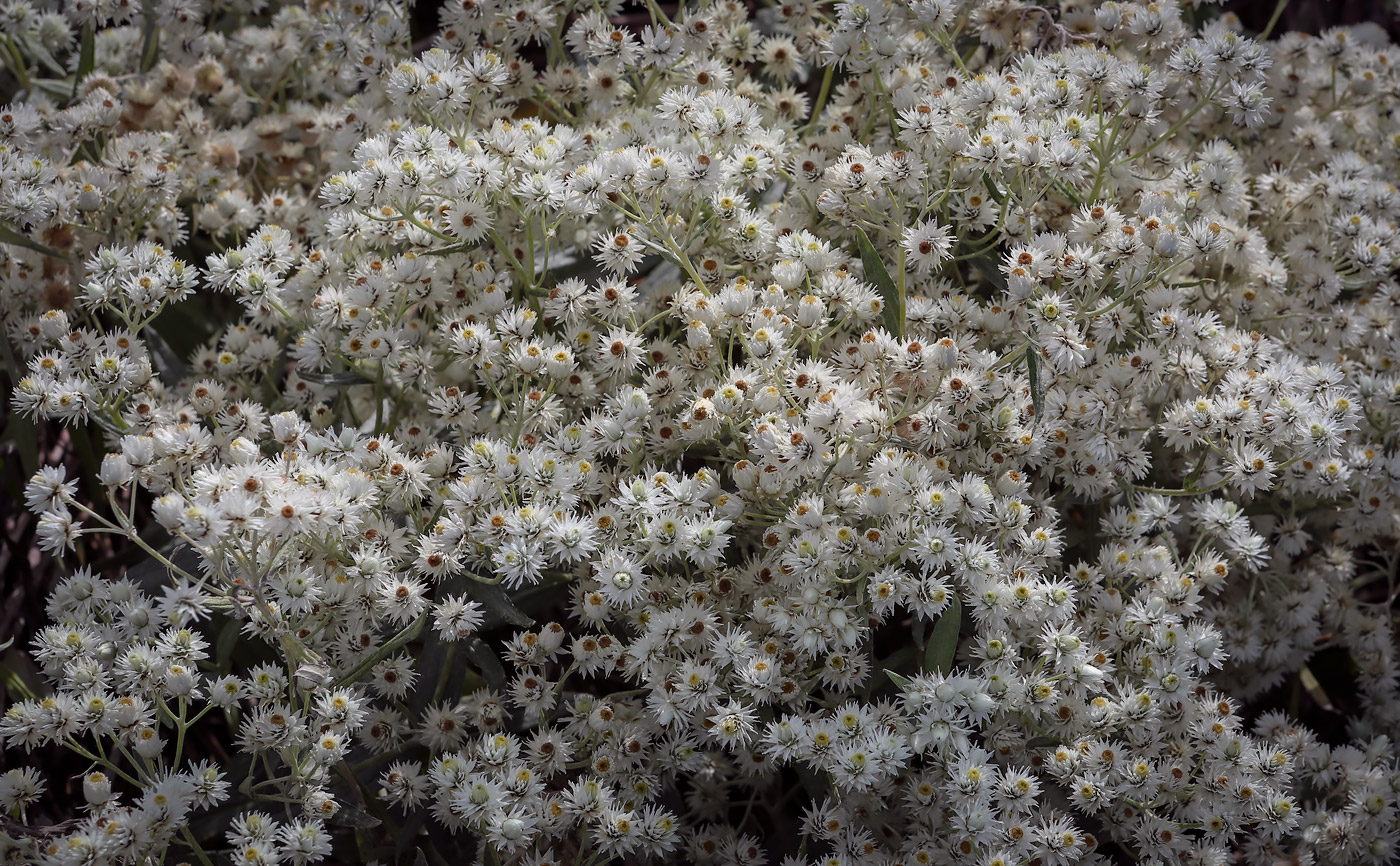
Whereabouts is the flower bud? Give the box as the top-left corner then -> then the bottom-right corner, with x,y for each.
82,772 -> 112,806
133,726 -> 164,759
98,453 -> 134,487
166,664 -> 196,698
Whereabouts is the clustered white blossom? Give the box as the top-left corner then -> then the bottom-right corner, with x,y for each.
3,0 -> 1400,864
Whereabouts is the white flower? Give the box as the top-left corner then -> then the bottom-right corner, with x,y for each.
434,595 -> 486,641
594,228 -> 646,275
377,576 -> 429,625
24,466 -> 76,512
0,768 -> 45,812
707,699 -> 757,749
902,219 -> 954,274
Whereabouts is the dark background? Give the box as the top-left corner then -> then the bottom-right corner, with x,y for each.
1227,0 -> 1400,42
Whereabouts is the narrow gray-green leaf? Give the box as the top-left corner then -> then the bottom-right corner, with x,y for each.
638,260 -> 681,294
138,13 -> 159,73
0,223 -> 64,258
396,815 -> 429,860
855,225 -> 903,338
536,244 -> 582,279
969,252 -> 1007,292
1026,736 -> 1062,749
332,806 -> 382,830
422,240 -> 477,257
982,174 -> 1006,205
884,669 -> 913,690
215,616 -> 240,672
32,78 -> 78,101
1183,448 -> 1211,490
299,368 -> 370,386
0,650 -> 44,701
144,326 -> 188,387
467,578 -> 533,628
73,21 -> 94,101
462,637 -> 506,692
16,35 -> 65,77
1026,350 -> 1044,426
759,180 -> 789,208
794,765 -> 829,800
923,593 -> 961,674
1299,664 -> 1338,713
2,414 -> 38,477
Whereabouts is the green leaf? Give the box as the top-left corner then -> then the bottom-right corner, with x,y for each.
143,326 -> 188,387
923,593 -> 961,674
1,413 -> 38,478
150,295 -> 217,360
884,669 -> 913,690
1026,736 -> 1062,749
395,815 -> 429,861
332,806 -> 382,830
1053,179 -> 1083,207
422,241 -> 477,257
0,223 -> 64,259
32,77 -> 77,101
461,636 -> 506,692
1115,475 -> 1136,504
467,578 -> 534,628
981,174 -> 1006,205
1182,448 -> 1210,490
299,368 -> 371,386
1026,350 -> 1044,426
759,180 -> 789,208
215,616 -> 241,672
855,225 -> 903,338
15,34 -> 66,77
73,21 -> 94,101
969,253 -> 1007,292
637,260 -> 680,293
1299,664 -> 1337,713
139,12 -> 159,73
794,764 -> 829,801
0,652 -> 42,701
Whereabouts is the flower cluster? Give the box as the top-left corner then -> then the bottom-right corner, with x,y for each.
4,0 -> 1400,864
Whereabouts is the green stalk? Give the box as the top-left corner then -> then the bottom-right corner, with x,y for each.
1260,0 -> 1290,40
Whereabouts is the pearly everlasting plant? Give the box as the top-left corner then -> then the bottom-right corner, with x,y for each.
3,0 -> 1400,864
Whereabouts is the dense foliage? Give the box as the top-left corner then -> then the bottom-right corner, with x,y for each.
3,0 -> 1400,864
